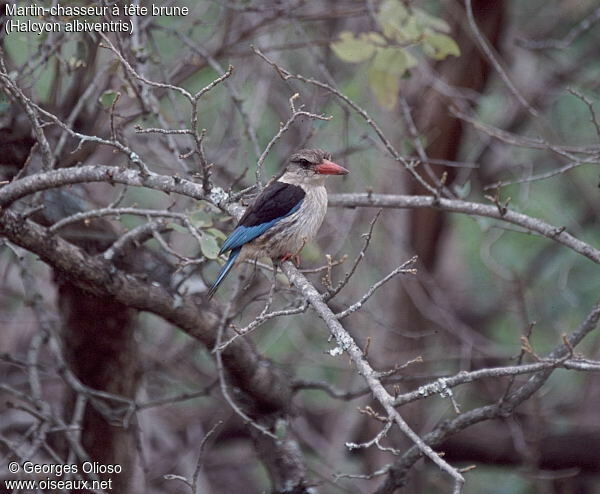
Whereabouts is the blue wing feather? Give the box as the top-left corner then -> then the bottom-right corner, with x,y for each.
207,248 -> 240,299
208,182 -> 304,298
219,199 -> 302,254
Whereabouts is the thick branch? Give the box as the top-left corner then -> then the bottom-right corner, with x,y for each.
0,165 -> 206,208
329,193 -> 600,264
0,209 -> 292,414
281,263 -> 465,493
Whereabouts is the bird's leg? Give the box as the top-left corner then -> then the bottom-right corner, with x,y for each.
279,252 -> 298,266
292,238 -> 307,266
280,238 -> 307,267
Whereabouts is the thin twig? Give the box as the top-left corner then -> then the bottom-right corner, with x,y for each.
465,0 -> 538,117
255,92 -> 332,185
336,256 -> 418,320
252,46 -> 438,195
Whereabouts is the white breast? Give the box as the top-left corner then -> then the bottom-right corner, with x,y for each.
293,184 -> 328,242
244,183 -> 328,261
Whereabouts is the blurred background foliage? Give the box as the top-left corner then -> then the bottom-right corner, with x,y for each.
1,0 -> 600,493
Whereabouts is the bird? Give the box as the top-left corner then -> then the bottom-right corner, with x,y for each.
207,148 -> 349,299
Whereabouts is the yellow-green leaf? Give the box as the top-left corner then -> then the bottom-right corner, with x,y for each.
403,16 -> 422,42
98,90 -> 118,108
200,233 -> 220,259
365,32 -> 386,46
379,0 -> 409,22
331,31 -> 376,63
422,32 -> 461,60
372,47 -> 417,76
206,228 -> 226,241
413,7 -> 451,33
377,0 -> 409,39
167,222 -> 188,234
367,65 -> 399,110
190,209 -> 212,228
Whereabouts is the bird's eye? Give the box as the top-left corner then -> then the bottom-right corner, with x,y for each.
295,159 -> 310,166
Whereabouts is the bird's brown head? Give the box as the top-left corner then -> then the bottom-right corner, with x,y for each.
288,149 -> 349,177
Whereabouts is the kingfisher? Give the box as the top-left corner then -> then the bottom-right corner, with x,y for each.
207,149 -> 349,299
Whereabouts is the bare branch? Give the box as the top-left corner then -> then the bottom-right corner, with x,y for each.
519,6 -> 600,50
465,0 -> 538,116
336,256 -> 418,320
329,193 -> 600,265
252,45 -> 439,195
255,92 -> 332,185
281,262 -> 465,493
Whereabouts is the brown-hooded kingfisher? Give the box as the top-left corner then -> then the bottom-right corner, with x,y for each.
207,149 -> 349,298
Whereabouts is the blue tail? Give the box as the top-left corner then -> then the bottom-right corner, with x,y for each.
207,248 -> 240,299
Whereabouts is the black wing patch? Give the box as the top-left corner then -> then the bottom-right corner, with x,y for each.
238,181 -> 305,228
218,181 -> 305,254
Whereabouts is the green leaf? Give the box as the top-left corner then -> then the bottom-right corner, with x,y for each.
331,31 -> 376,63
365,32 -> 386,45
167,222 -> 188,234
372,47 -> 417,76
200,233 -> 220,259
413,7 -> 451,33
403,15 -> 423,41
422,32 -> 461,60
98,90 -> 118,108
190,209 -> 212,228
379,0 -> 409,23
377,0 -> 409,39
206,228 -> 227,241
367,65 -> 399,110
376,1 -> 456,50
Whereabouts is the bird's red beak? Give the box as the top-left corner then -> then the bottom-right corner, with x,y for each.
314,159 -> 349,175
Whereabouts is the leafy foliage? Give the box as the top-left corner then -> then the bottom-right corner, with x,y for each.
330,0 -> 460,109
190,209 -> 223,259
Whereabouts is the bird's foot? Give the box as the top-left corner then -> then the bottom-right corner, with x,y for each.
280,252 -> 301,267
280,239 -> 307,267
